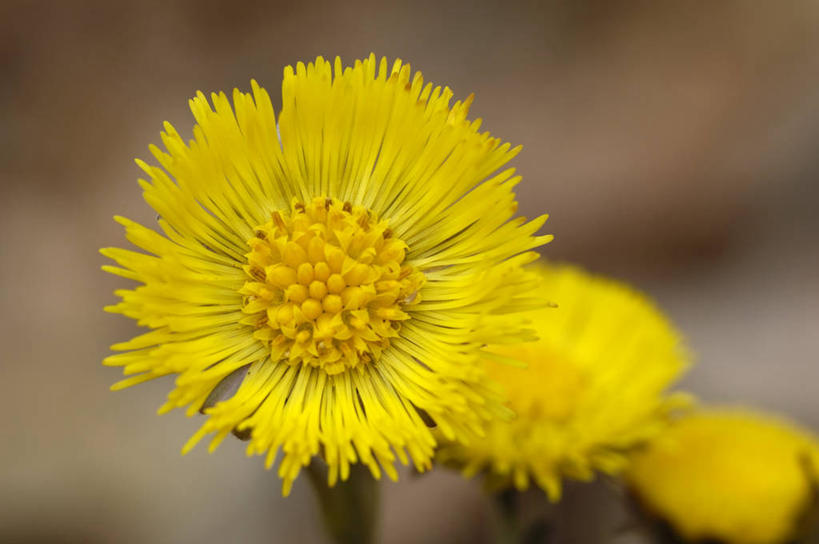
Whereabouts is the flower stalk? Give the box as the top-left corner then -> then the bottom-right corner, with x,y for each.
492,489 -> 523,544
306,461 -> 379,544
492,489 -> 560,544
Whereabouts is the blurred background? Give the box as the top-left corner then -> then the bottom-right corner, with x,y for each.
1,0 -> 818,542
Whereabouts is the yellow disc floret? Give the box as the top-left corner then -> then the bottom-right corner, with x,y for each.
627,408 -> 819,544
487,344 -> 587,423
240,197 -> 424,375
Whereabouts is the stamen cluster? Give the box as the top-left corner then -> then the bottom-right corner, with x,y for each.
240,197 -> 424,375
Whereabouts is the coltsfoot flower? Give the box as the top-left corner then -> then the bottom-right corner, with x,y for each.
101,55 -> 551,495
626,408 -> 819,544
437,263 -> 690,500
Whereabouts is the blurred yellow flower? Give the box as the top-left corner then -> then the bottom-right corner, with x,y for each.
101,54 -> 551,495
627,408 -> 819,544
437,263 -> 690,500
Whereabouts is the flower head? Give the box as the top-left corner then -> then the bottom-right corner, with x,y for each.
626,408 -> 819,544
437,263 -> 690,500
101,55 -> 551,495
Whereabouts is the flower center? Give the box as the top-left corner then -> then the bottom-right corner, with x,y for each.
240,197 -> 424,375
486,345 -> 587,422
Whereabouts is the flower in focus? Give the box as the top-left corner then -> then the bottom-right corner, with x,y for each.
101,54 -> 551,495
437,263 -> 690,500
626,408 -> 819,544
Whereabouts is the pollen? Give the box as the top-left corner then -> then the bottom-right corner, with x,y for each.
240,197 -> 424,375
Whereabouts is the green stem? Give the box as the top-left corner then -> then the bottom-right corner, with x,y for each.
306,461 -> 380,544
492,489 -> 555,544
492,489 -> 522,544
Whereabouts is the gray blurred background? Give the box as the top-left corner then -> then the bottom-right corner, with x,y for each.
1,0 -> 818,542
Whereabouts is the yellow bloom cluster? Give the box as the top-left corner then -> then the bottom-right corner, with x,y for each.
627,408 -> 819,544
437,263 -> 690,500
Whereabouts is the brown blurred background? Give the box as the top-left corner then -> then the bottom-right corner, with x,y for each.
1,0 -> 818,542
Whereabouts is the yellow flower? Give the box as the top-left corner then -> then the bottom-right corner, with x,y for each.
437,263 -> 690,500
626,408 -> 819,544
101,55 -> 551,495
